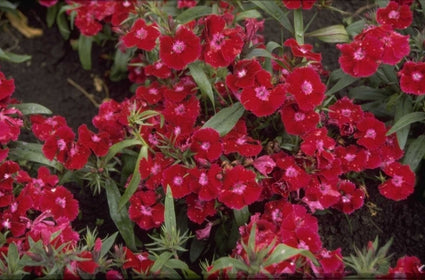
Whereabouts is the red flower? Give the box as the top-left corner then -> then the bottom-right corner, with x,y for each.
222,120 -> 262,157
363,25 -> 410,65
333,180 -> 364,214
328,97 -> 364,136
144,61 -> 172,79
73,6 -> 103,36
64,142 -> 91,170
186,194 -> 216,224
163,76 -> 197,102
0,107 -> 23,145
139,153 -> 172,190
225,59 -> 262,92
178,0 -> 197,8
314,248 -> 345,277
162,95 -> 200,129
129,190 -> 164,230
0,72 -> 15,101
377,1 -> 413,29
92,100 -> 127,142
355,116 -> 387,150
0,161 -> 20,208
38,0 -> 58,7
123,248 -> 154,274
189,164 -> 222,201
283,38 -> 321,62
280,100 -> 319,136
122,19 -> 160,51
337,37 -> 383,77
159,27 -> 201,70
300,128 -> 336,169
78,124 -> 110,157
31,115 -> 68,141
111,0 -> 136,27
40,186 -> 79,221
303,177 -> 340,212
190,128 -> 222,163
276,155 -> 311,192
399,61 -> 425,95
282,0 -> 316,9
383,256 -> 425,278
202,15 -> 244,68
335,145 -> 367,172
378,162 -> 415,201
69,251 -> 98,275
219,165 -> 262,209
42,126 -> 75,162
240,70 -> 286,117
285,67 -> 326,111
127,54 -> 147,84
162,164 -> 191,199
135,81 -> 164,106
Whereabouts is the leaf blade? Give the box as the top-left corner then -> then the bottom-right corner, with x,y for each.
386,112 -> 425,136
202,102 -> 245,136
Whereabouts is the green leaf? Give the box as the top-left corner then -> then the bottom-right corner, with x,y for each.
189,62 -> 214,107
46,4 -> 59,27
263,243 -> 318,267
380,64 -> 398,83
210,257 -> 248,273
246,48 -> 274,59
251,0 -> 293,33
189,239 -> 206,263
118,145 -> 148,210
386,112 -> 425,136
202,102 -> 245,136
233,206 -> 250,227
8,141 -> 62,170
326,70 -> 358,96
103,138 -> 142,163
348,86 -> 387,101
151,252 -> 173,272
11,103 -> 52,115
403,135 -> 425,171
164,185 -> 176,232
0,1 -> 18,12
166,258 -> 198,277
394,96 -> 412,149
266,41 -> 282,53
235,9 -> 262,22
104,180 -> 136,250
306,24 -> 349,43
176,6 -> 212,23
100,232 -> 118,259
346,19 -> 366,37
0,48 -> 31,63
78,34 -> 93,70
110,48 -> 133,82
56,5 -> 71,40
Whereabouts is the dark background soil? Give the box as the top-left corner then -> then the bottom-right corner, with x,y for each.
1,0 -> 425,269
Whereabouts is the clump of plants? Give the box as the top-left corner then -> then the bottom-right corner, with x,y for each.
1,0 -> 425,278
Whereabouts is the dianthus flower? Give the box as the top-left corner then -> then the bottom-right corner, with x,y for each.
328,96 -> 364,136
222,120 -> 262,157
144,61 -> 172,79
285,67 -> 326,111
31,115 -> 68,141
378,162 -> 415,201
122,19 -> 160,51
283,38 -> 322,62
123,248 -> 154,274
355,116 -> 387,150
135,81 -> 164,106
188,164 -> 222,201
0,107 -> 23,145
240,70 -> 286,117
186,194 -> 216,224
337,37 -> 383,77
218,165 -> 262,209
376,1 -> 413,29
0,72 -> 15,101
159,27 -> 201,70
280,100 -> 319,136
335,145 -> 367,173
276,154 -> 311,191
139,153 -> 173,190
202,14 -> 244,68
398,61 -> 425,95
129,190 -> 164,230
77,124 -> 110,157
162,77 -> 196,102
190,128 -> 222,164
333,180 -> 364,214
225,59 -> 262,92
382,256 -> 425,278
39,186 -> 79,221
303,177 -> 340,212
282,0 -> 316,9
162,164 -> 191,199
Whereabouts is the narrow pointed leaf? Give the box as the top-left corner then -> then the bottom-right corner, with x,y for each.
176,6 -> 211,23
46,4 -> 59,27
103,139 -> 142,163
234,206 -> 250,227
251,0 -> 293,32
402,135 -> 425,171
210,257 -> 248,273
78,34 -> 93,70
56,5 -> 71,40
386,112 -> 425,136
246,48 -> 274,59
235,9 -> 262,21
164,185 -> 176,232
104,180 -> 136,250
0,49 -> 31,63
118,145 -> 148,210
202,102 -> 245,136
326,71 -> 358,96
100,232 -> 118,259
189,62 -> 214,107
8,141 -> 62,170
263,243 -> 318,267
306,24 -> 349,43
11,103 -> 52,115
394,96 -> 412,149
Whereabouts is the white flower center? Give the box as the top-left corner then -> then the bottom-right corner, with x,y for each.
388,10 -> 400,19
140,205 -> 152,216
237,69 -> 247,78
55,197 -> 66,208
353,48 -> 365,60
174,104 -> 185,115
285,166 -> 298,177
232,182 -> 246,194
294,112 -> 305,121
57,139 -> 67,151
151,163 -> 161,175
391,175 -> 404,187
199,172 -> 208,186
341,109 -> 351,117
255,86 -> 270,101
344,153 -> 356,162
365,129 -> 376,139
173,176 -> 183,186
136,28 -> 147,40
201,142 -> 210,150
301,81 -> 313,95
412,72 -> 422,81
210,33 -> 225,50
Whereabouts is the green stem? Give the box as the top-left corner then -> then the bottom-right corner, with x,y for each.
293,9 -> 304,45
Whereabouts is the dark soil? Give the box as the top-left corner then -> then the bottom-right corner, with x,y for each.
2,0 -> 425,270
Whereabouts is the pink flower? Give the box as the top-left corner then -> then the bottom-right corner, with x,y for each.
285,67 -> 326,111
378,162 -> 415,201
399,61 -> 425,95
122,19 -> 160,51
253,155 -> 276,176
377,1 -> 413,29
159,27 -> 201,70
219,165 -> 262,209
